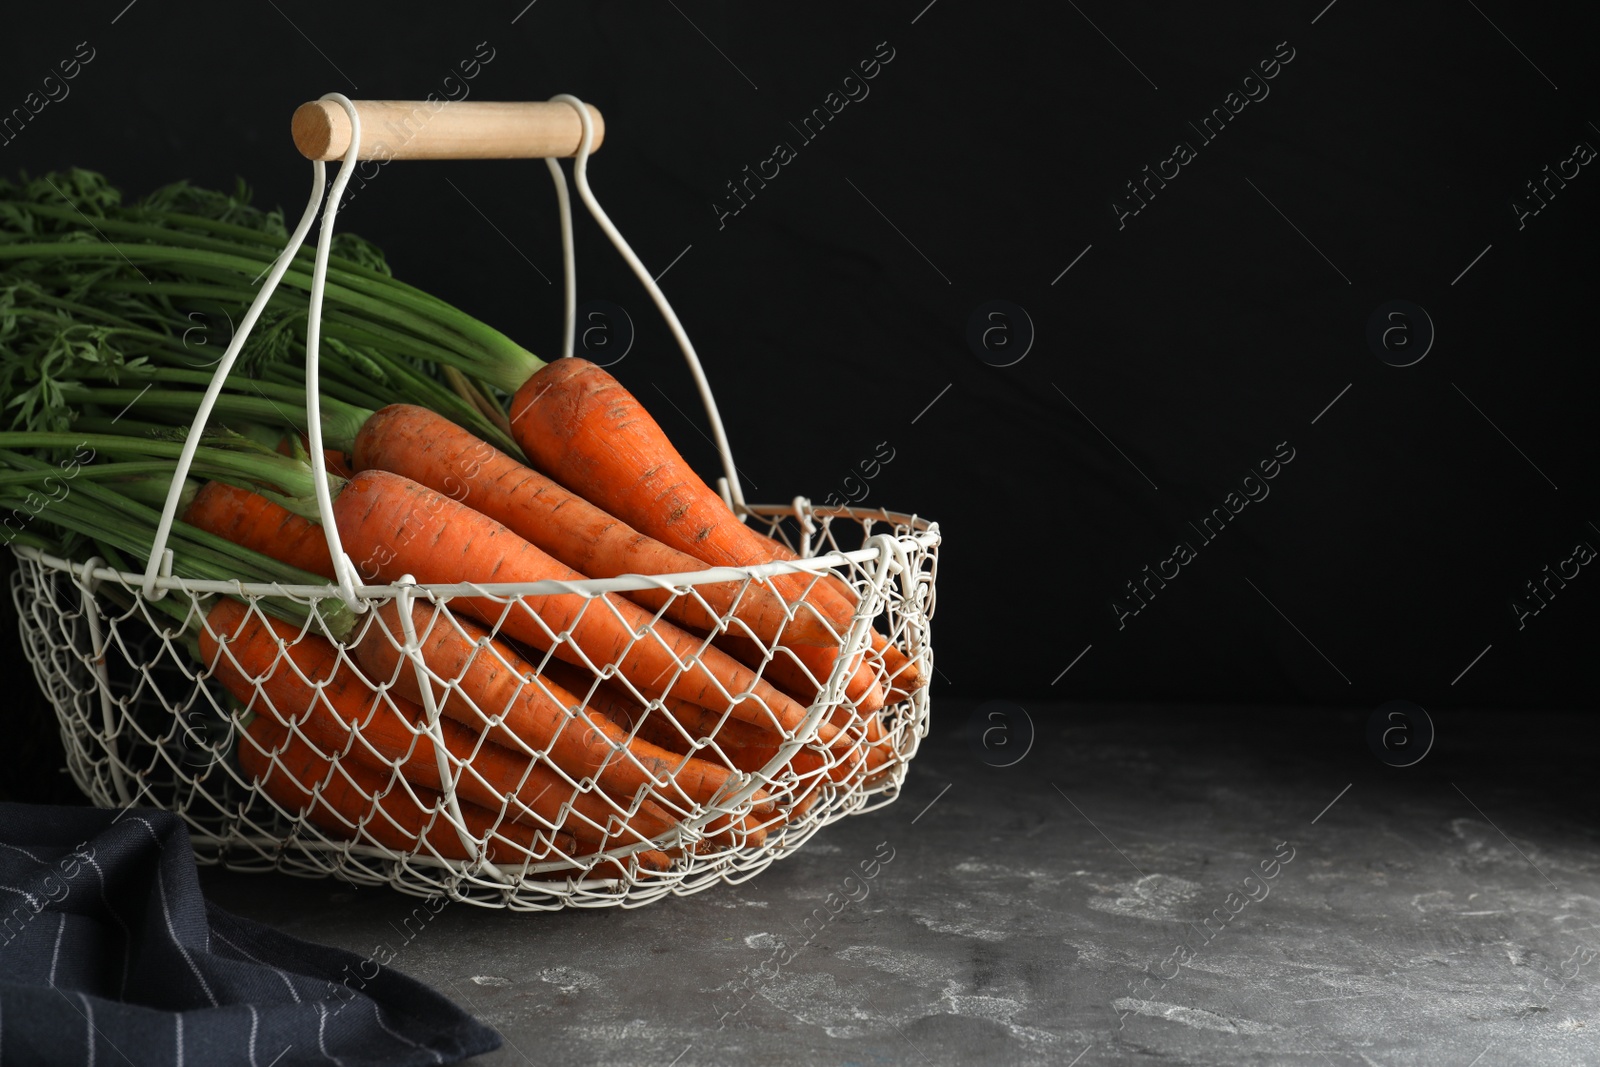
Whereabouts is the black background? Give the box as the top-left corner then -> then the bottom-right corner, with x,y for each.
3,0 -> 1597,756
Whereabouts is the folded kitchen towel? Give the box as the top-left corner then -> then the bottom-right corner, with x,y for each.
0,802 -> 499,1066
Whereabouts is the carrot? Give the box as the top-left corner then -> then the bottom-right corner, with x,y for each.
855,630 -> 922,700
351,597 -> 771,818
875,639 -> 923,695
352,710 -> 678,862
353,404 -> 836,648
786,776 -> 830,822
564,712 -> 769,850
653,692 -> 886,784
729,526 -> 921,688
732,554 -> 922,701
181,451 -> 846,753
717,623 -> 888,715
548,659 -> 874,799
812,698 -> 890,778
200,598 -> 676,851
543,659 -> 776,750
766,716 -> 898,828
183,480 -> 334,577
716,633 -> 885,717
183,480 -> 769,818
560,670 -> 744,763
812,646 -> 887,714
241,716 -> 665,877
238,713 -> 577,866
509,358 -> 857,634
538,661 -> 783,849
333,468 -> 839,748
856,712 -> 895,775
507,358 -> 919,702
657,696 -> 782,754
738,738 -> 868,787
741,535 -> 926,696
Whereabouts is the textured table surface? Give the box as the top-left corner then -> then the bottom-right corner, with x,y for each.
202,701 -> 1600,1066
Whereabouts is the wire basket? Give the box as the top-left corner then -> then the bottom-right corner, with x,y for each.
8,94 -> 940,909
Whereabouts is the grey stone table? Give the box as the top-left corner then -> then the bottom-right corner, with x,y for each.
201,701 -> 1600,1066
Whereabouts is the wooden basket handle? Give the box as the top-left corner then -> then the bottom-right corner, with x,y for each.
291,99 -> 606,161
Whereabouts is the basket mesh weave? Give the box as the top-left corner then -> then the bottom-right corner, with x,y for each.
12,505 -> 938,910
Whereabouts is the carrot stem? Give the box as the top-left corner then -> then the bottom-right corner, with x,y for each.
0,452 -> 348,636
0,244 -> 540,392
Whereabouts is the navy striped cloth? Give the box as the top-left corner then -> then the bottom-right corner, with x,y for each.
0,803 -> 499,1066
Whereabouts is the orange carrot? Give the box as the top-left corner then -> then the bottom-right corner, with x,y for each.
353,404 -> 835,647
508,358 -> 921,701
349,710 -> 678,861
786,777 -> 830,822
183,480 -> 335,578
742,534 -> 926,696
351,597 -> 772,818
239,709 -> 577,866
716,633 -> 885,717
333,468 -> 839,748
184,481 -> 767,818
202,598 -> 675,865
242,716 -> 666,877
549,660 -> 873,796
807,645 -> 887,714
509,359 -> 857,634
657,696 -> 782,753
543,659 -> 777,750
183,445 -> 850,750
856,712 -> 894,775
537,662 -> 781,849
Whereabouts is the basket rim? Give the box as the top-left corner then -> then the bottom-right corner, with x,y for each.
10,504 -> 940,601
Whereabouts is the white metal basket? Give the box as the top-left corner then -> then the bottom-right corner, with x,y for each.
9,94 -> 940,909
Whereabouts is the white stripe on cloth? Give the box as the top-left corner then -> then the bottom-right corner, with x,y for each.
0,883 -> 43,910
47,912 -> 65,986
316,1003 -> 346,1066
131,816 -> 218,1009
79,993 -> 94,1067
371,1001 -> 444,1066
0,842 -> 49,866
81,853 -> 133,999
212,928 -> 304,1004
